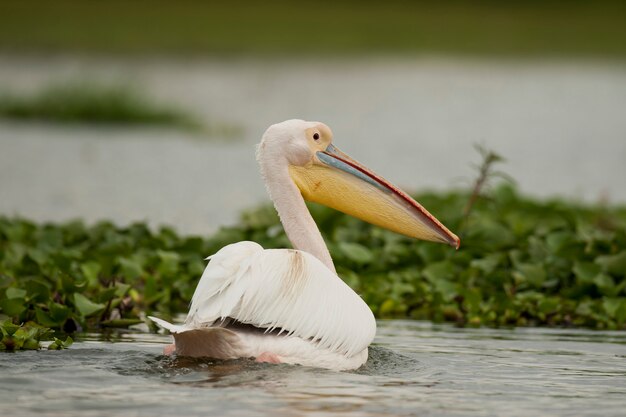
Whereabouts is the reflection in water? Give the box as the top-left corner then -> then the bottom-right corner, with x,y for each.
1,321 -> 625,417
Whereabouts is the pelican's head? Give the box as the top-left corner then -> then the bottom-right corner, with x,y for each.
259,119 -> 460,248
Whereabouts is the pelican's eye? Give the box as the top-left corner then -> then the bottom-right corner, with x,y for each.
313,133 -> 320,140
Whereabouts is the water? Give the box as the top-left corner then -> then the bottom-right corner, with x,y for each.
1,56 -> 625,234
1,56 -> 625,414
1,321 -> 624,417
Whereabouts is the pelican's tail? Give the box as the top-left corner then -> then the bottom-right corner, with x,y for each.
149,315 -> 244,358
148,316 -> 185,333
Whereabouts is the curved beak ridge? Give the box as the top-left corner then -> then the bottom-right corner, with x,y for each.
289,143 -> 460,249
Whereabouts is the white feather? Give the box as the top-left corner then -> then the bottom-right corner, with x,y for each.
160,241 -> 376,358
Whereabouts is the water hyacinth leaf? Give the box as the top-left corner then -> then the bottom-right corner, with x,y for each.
595,251 -> 626,277
80,262 -> 101,285
576,300 -> 593,316
417,244 -> 446,264
475,218 -> 516,247
49,302 -> 71,323
144,275 -> 160,304
1,320 -> 20,336
26,247 -> 49,266
602,297 -> 624,319
538,297 -> 560,315
118,257 -> 144,278
73,293 -> 105,317
22,338 -> 40,350
422,261 -> 455,282
157,250 -> 180,276
37,227 -> 63,249
98,287 -> 117,303
379,299 -> 396,316
573,262 -> 602,283
432,278 -> 458,302
461,288 -> 482,313
545,231 -> 575,253
338,242 -> 374,264
470,254 -> 503,274
23,279 -> 51,302
0,297 -> 26,317
60,272 -> 85,293
114,283 -> 131,297
513,264 -> 547,288
35,307 -> 61,328
3,242 -> 26,269
48,336 -> 73,350
593,274 -> 616,296
5,287 -> 27,299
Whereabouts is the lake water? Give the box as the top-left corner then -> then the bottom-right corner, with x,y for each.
1,56 -> 625,234
1,56 -> 625,416
1,321 -> 625,417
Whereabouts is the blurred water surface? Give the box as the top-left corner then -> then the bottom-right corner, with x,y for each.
0,320 -> 624,417
0,56 -> 625,233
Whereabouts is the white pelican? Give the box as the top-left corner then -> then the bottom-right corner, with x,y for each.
150,119 -> 459,371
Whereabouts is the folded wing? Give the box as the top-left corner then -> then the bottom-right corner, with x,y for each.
182,241 -> 376,357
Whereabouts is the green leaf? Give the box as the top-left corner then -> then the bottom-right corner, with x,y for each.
379,299 -> 396,316
5,287 -> 27,299
1,320 -> 20,336
73,293 -> 105,317
338,242 -> 374,264
593,274 -> 616,296
80,262 -> 101,285
513,264 -> 546,288
538,297 -> 560,315
118,257 -> 144,278
0,297 -> 26,317
48,336 -> 73,350
35,307 -> 61,328
573,262 -> 601,283
596,251 -> 626,277
157,250 -> 181,276
114,283 -> 131,298
602,297 -> 623,319
49,302 -> 71,323
545,231 -> 575,253
422,261 -> 455,282
471,254 -> 503,274
26,247 -> 49,266
23,279 -> 51,302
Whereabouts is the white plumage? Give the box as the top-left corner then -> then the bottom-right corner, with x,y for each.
150,119 -> 459,371
150,241 -> 375,370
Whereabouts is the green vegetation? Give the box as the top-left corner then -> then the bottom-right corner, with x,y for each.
1,182 -> 625,338
0,83 -> 208,132
0,1 -> 625,58
0,148 -> 624,342
0,320 -> 72,351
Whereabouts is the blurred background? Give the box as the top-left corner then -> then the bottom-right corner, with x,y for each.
1,0 -> 625,235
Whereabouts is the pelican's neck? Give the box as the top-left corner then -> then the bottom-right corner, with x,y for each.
258,147 -> 336,274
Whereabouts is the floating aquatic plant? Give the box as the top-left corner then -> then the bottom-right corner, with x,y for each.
0,320 -> 72,351
0,82 -> 242,138
0,146 -> 625,336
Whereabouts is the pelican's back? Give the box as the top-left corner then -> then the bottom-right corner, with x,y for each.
185,241 -> 376,358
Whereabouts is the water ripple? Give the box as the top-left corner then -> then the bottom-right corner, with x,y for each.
1,321 -> 625,417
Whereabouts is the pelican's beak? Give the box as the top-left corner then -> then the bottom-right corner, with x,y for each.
289,144 -> 460,248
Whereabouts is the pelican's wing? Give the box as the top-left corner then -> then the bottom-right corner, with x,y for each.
184,241 -> 376,357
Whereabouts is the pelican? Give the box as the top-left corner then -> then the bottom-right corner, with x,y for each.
149,119 -> 459,371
